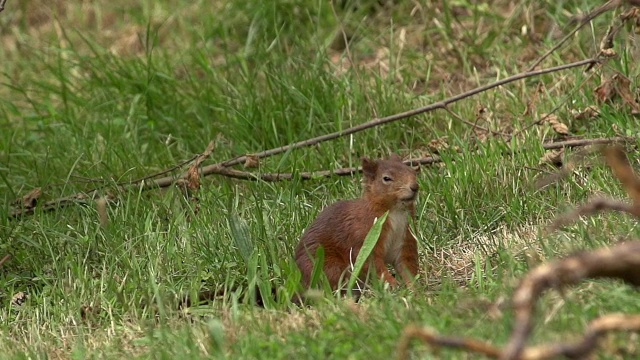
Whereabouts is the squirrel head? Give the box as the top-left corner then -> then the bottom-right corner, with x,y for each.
361,154 -> 419,211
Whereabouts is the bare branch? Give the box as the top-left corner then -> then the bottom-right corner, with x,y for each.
139,137 -> 628,186
116,154 -> 199,187
216,58 -> 604,169
398,241 -> 640,360
541,136 -> 629,150
502,241 -> 640,360
7,136 -> 629,219
397,325 -> 501,360
443,107 -> 507,137
527,0 -> 621,71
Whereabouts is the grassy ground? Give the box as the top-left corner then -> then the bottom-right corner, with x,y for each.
1,0 -> 640,358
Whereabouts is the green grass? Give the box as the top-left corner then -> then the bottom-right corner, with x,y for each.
2,0 -> 640,358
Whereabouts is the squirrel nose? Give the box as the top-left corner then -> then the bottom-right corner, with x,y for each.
410,183 -> 419,192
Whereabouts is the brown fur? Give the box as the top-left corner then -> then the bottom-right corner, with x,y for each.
294,154 -> 419,292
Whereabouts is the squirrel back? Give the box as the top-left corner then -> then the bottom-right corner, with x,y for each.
294,154 -> 420,293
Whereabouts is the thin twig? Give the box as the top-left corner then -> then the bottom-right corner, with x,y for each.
397,325 -> 501,360
116,154 -> 199,186
547,197 -> 640,231
443,107 -> 507,137
9,136 -> 628,219
527,0 -> 621,71
145,137 -> 627,185
217,58 -> 604,169
193,155 -> 443,182
541,136 -> 628,150
0,255 -> 10,267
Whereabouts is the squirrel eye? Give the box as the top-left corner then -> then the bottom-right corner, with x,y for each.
382,176 -> 393,183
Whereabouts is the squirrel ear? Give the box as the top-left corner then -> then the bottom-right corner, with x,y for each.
361,157 -> 378,179
388,153 -> 402,162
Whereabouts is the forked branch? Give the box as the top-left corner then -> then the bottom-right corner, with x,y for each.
398,241 -> 640,360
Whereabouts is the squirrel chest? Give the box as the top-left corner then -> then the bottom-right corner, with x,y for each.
383,208 -> 410,264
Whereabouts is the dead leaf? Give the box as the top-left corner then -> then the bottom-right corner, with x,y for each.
541,114 -> 570,136
185,166 -> 200,192
11,292 -> 28,307
539,149 -> 564,167
14,188 -> 42,209
80,301 -> 101,320
428,137 -> 450,154
572,105 -> 600,121
192,141 -> 215,169
600,25 -> 615,51
476,104 -> 492,122
183,141 -> 216,193
486,296 -> 506,321
594,79 -> 615,103
244,155 -> 260,169
612,73 -> 640,115
594,72 -> 640,115
600,48 -> 617,57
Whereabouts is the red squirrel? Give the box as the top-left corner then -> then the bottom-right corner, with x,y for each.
294,154 -> 419,293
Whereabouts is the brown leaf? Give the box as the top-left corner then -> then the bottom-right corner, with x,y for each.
594,72 -> 640,115
244,154 -> 260,169
476,104 -> 493,123
600,48 -> 617,58
185,166 -> 200,191
539,149 -> 564,167
0,255 -> 9,267
542,114 -> 570,136
192,141 -> 215,169
14,188 -> 42,209
594,76 -> 616,103
572,105 -> 600,121
613,73 -> 640,115
428,137 -> 450,154
80,301 -> 101,320
183,141 -> 216,193
600,25 -> 615,51
11,292 -> 28,307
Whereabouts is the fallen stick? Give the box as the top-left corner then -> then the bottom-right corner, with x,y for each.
8,136 -> 629,219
